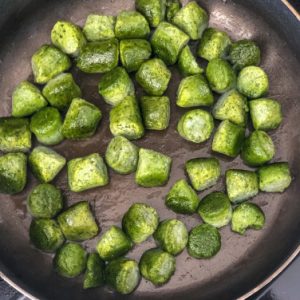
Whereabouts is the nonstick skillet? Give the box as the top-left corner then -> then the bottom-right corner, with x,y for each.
0,0 -> 299,299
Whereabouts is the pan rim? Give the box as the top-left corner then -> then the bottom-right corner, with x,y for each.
0,245 -> 299,299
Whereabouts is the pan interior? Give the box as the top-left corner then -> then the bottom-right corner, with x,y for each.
0,1 -> 299,299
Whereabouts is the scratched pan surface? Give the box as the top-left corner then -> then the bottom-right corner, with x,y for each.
0,0 -> 299,299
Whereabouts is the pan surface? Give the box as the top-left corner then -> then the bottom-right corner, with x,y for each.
0,0 -> 299,299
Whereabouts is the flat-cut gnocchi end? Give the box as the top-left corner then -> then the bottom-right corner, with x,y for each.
105,258 -> 140,294
54,243 -> 87,278
122,203 -> 159,243
139,248 -> 176,285
231,202 -> 265,235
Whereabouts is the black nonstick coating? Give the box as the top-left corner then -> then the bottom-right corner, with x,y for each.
0,0 -> 299,299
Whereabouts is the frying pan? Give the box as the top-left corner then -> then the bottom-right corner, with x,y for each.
0,0 -> 299,299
